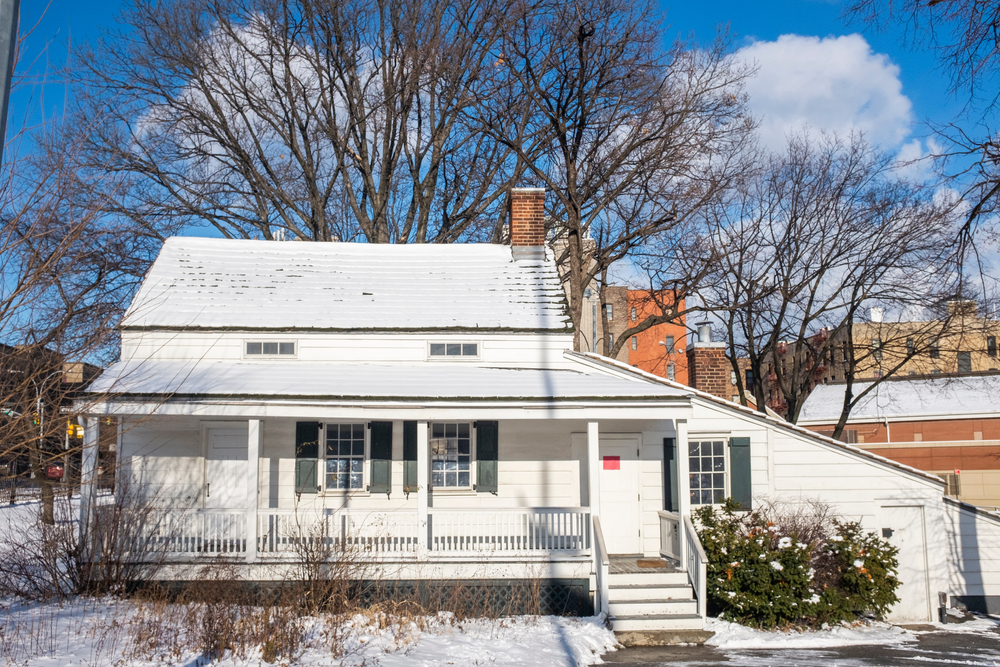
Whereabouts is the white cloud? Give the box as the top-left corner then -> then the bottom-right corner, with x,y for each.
736,34 -> 914,151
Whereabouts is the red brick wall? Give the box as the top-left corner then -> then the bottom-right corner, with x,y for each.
510,189 -> 545,247
686,345 -> 730,400
626,291 -> 688,384
804,417 -> 1000,443
861,444 -> 1000,471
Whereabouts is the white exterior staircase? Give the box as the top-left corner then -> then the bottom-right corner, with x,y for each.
607,568 -> 703,632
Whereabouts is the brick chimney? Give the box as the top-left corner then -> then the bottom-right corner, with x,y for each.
686,322 -> 731,401
510,188 -> 545,257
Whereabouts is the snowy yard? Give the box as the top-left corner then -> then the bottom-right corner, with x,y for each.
0,597 -> 618,667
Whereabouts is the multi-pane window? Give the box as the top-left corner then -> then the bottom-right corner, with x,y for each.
429,343 -> 479,357
989,336 -> 997,358
325,424 -> 364,490
631,336 -> 638,351
930,339 -> 940,359
630,307 -> 637,321
606,304 -> 614,321
689,440 -> 726,505
667,362 -> 676,381
906,338 -> 915,357
430,422 -> 471,488
664,336 -> 675,353
872,338 -> 882,362
958,351 -> 972,374
246,341 -> 295,356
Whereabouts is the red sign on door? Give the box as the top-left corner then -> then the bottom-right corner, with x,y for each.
603,456 -> 621,470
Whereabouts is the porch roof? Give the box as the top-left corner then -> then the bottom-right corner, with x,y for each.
85,359 -> 692,402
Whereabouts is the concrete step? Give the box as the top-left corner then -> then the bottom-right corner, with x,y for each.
608,583 -> 693,601
607,571 -> 689,587
609,613 -> 705,632
609,598 -> 698,616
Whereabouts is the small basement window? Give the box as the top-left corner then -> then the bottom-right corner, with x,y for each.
429,342 -> 479,358
246,341 -> 296,356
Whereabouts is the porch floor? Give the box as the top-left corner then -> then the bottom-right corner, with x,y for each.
608,555 -> 681,574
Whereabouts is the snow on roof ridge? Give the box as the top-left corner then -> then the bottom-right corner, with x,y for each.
572,351 -> 947,489
123,237 -> 573,331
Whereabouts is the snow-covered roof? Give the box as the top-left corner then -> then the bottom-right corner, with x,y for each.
86,358 -> 691,402
798,374 -> 1000,423
122,238 -> 572,332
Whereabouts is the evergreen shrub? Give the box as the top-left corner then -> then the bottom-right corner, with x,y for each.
695,498 -> 900,628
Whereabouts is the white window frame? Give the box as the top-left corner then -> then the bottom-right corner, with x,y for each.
322,422 -> 368,493
244,340 -> 297,359
688,437 -> 729,506
427,341 -> 481,361
429,422 -> 476,490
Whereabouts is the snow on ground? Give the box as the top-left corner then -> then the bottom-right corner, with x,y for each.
0,597 -> 618,667
705,617 -> 915,649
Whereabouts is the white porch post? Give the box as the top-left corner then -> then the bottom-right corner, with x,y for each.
79,416 -> 99,548
587,421 -> 600,517
417,421 -> 429,557
676,418 -> 690,567
246,419 -> 260,563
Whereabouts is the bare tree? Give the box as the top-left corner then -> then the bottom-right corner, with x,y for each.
70,0 -> 525,245
481,0 -> 754,351
844,0 -> 1000,245
694,133 -> 956,428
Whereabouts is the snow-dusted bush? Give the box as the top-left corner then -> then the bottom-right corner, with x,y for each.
695,498 -> 900,628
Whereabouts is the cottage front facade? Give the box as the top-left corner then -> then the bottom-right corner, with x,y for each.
76,189 -> 1000,638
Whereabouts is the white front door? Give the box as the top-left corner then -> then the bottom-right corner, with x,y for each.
205,427 -> 248,509
880,505 -> 931,622
598,436 -> 641,554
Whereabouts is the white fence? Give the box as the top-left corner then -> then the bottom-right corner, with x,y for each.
108,507 -> 592,560
683,514 -> 708,619
428,508 -> 591,555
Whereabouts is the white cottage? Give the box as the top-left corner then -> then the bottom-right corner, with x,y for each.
76,188 -> 1000,640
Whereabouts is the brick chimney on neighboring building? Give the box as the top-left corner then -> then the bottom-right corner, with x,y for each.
686,322 -> 731,401
510,188 -> 545,258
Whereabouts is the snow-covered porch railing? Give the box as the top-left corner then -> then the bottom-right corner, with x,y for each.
103,507 -> 593,561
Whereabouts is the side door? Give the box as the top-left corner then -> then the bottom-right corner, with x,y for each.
204,426 -> 248,509
598,436 -> 642,554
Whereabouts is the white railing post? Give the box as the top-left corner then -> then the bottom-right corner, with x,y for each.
79,416 -> 99,550
676,418 -> 690,569
246,419 -> 260,563
587,421 -> 600,521
593,516 -> 610,616
417,421 -> 429,559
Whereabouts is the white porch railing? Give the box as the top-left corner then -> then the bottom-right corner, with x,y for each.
110,507 -> 592,560
592,515 -> 610,616
256,509 -> 419,555
683,514 -> 708,619
136,509 -> 247,556
428,508 -> 591,555
658,510 -> 681,561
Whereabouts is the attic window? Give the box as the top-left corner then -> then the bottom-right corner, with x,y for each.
246,341 -> 296,356
429,342 -> 479,359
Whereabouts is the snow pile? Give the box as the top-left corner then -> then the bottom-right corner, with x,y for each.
0,598 -> 618,667
705,617 -> 914,649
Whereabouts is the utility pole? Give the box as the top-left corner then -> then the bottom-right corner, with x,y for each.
0,0 -> 18,165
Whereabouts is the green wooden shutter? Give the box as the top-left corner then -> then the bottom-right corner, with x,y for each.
663,437 -> 678,512
295,421 -> 320,494
369,421 -> 393,494
729,437 -> 752,510
476,421 -> 499,494
403,421 -> 417,491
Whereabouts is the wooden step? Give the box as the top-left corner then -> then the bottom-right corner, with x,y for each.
608,583 -> 693,601
609,613 -> 705,632
609,598 -> 698,616
607,571 -> 689,587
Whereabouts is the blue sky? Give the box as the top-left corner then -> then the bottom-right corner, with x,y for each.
15,0 -> 969,171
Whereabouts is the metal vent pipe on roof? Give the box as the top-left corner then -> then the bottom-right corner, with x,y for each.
697,321 -> 712,344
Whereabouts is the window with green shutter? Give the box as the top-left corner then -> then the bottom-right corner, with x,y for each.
728,437 -> 752,510
663,437 -> 677,512
295,422 -> 320,494
403,421 -> 417,492
369,421 -> 392,495
476,421 -> 499,494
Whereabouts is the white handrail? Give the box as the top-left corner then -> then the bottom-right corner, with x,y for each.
658,510 -> 681,561
592,515 -> 610,616
683,514 -> 708,619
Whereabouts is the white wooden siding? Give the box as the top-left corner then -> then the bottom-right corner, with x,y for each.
945,501 -> 1000,599
120,330 -> 576,369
